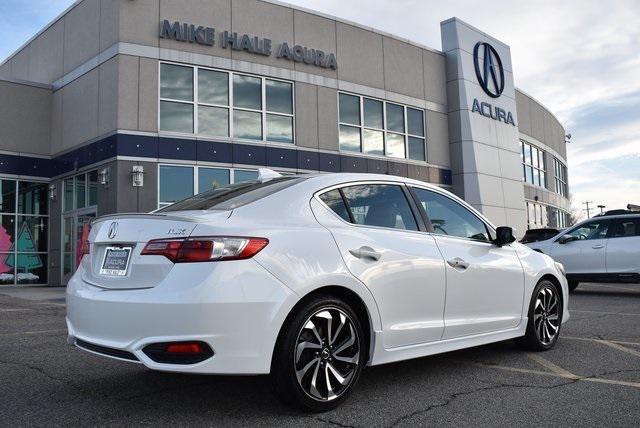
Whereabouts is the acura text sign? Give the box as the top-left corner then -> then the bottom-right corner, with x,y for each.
159,20 -> 338,70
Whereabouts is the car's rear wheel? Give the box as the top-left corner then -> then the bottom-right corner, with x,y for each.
271,296 -> 365,412
568,280 -> 579,292
517,279 -> 562,351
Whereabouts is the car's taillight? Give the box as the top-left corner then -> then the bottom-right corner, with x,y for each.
141,237 -> 268,263
81,240 -> 91,257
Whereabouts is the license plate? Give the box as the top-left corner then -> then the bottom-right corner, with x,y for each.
100,247 -> 133,276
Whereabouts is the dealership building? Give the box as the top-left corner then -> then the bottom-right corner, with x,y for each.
0,0 -> 570,286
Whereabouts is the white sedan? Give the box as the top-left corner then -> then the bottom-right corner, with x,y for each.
67,171 -> 568,411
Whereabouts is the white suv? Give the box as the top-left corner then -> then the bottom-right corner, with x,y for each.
527,214 -> 640,291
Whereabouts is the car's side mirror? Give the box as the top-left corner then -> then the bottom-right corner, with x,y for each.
558,235 -> 574,244
494,226 -> 516,247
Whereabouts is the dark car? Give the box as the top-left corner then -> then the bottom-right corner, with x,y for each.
520,228 -> 560,244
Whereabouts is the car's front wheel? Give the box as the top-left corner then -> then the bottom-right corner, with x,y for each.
271,296 -> 365,412
517,279 -> 563,351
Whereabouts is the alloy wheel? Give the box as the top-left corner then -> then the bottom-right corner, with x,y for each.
294,307 -> 360,401
533,285 -> 560,345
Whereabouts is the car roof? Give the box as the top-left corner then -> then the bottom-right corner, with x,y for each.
299,172 -> 444,190
570,213 -> 640,229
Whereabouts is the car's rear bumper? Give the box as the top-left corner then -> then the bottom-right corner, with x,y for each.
66,259 -> 298,374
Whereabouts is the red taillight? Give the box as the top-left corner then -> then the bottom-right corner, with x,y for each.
166,343 -> 204,354
81,239 -> 91,256
80,224 -> 92,257
141,237 -> 268,263
140,239 -> 182,261
177,239 -> 214,262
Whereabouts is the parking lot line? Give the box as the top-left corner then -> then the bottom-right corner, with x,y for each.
563,336 -> 640,347
461,360 -> 640,389
527,353 -> 578,378
595,339 -> 640,358
0,308 -> 32,312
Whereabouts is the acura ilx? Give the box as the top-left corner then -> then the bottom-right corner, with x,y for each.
66,171 -> 568,411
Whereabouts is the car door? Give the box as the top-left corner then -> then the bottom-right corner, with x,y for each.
606,217 -> 640,276
409,186 -> 525,339
313,183 -> 447,349
548,219 -> 610,274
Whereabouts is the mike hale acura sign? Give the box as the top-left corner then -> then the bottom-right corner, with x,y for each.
159,20 -> 338,70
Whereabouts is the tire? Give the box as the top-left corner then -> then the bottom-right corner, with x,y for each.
271,295 -> 366,412
568,280 -> 579,292
517,279 -> 563,351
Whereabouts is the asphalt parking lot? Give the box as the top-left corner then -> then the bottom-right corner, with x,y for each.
1,283 -> 639,427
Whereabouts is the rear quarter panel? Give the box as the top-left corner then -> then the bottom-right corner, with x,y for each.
189,190 -> 384,335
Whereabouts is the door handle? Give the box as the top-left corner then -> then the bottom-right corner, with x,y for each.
349,246 -> 381,261
447,257 -> 469,270
592,244 -> 604,249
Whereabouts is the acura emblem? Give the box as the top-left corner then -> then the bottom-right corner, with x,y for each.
108,222 -> 118,239
473,42 -> 505,98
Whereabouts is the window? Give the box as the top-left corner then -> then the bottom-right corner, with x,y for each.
553,158 -> 568,197
332,184 -> 418,231
520,140 -> 546,187
565,220 -> 609,240
233,169 -> 259,183
63,171 -> 98,213
412,187 -> 490,241
338,93 -> 426,161
318,190 -> 351,222
159,165 -> 194,207
160,63 -> 294,143
159,177 -> 305,212
198,168 -> 230,194
0,179 -> 49,285
526,201 -> 549,229
557,210 -> 569,228
548,207 -> 569,229
610,218 -> 640,238
158,166 -> 268,209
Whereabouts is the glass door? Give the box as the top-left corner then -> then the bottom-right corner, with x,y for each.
61,170 -> 98,285
62,210 -> 96,285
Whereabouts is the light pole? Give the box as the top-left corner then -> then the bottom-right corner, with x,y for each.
583,201 -> 594,218
597,204 -> 606,214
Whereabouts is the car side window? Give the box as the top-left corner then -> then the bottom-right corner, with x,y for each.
411,187 -> 490,241
565,220 -> 610,240
338,184 -> 418,231
610,218 -> 640,238
318,189 -> 351,222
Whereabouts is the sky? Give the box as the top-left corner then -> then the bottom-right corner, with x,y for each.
1,0 -> 638,215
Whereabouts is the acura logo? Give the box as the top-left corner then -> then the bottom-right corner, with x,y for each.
473,42 -> 504,98
108,222 -> 118,239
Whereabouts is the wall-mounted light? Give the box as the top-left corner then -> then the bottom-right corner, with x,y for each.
132,165 -> 144,187
98,167 -> 110,186
48,184 -> 57,201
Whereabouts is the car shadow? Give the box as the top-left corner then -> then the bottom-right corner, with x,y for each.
68,340 -> 521,420
573,284 -> 640,298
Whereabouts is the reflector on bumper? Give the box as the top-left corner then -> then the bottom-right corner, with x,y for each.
142,341 -> 214,365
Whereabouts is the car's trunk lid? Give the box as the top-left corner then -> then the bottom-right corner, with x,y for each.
80,211 -> 230,290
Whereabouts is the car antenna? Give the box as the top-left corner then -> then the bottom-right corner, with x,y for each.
258,168 -> 283,182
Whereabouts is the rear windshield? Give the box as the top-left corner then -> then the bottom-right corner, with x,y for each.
158,177 -> 306,212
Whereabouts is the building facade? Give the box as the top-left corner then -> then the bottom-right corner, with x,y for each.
0,0 -> 570,286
